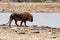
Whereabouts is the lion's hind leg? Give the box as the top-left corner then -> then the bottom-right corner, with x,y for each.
9,18 -> 13,28
15,20 -> 19,26
20,21 -> 23,26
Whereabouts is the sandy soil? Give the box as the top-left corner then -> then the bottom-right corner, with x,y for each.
0,25 -> 60,40
0,3 -> 60,13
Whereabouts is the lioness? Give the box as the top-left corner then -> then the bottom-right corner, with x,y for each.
9,12 -> 33,27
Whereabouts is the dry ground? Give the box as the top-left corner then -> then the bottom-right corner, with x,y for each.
0,25 -> 60,40
0,3 -> 60,13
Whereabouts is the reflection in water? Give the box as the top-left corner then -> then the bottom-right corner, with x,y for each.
0,12 -> 60,28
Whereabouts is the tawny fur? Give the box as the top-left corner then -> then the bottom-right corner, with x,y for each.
9,12 -> 33,27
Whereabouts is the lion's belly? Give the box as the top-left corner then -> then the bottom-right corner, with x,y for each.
15,18 -> 22,21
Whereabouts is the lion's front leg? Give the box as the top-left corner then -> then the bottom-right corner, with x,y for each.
24,21 -> 28,27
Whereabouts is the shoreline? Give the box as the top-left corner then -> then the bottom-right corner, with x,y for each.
0,25 -> 60,40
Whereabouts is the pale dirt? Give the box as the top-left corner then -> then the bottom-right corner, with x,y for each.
0,3 -> 60,13
0,25 -> 60,40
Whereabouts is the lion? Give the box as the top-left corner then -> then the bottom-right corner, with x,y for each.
9,12 -> 33,27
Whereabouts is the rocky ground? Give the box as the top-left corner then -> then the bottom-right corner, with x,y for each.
0,25 -> 60,40
0,3 -> 60,13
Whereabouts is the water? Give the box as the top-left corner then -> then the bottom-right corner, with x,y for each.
0,12 -> 60,28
